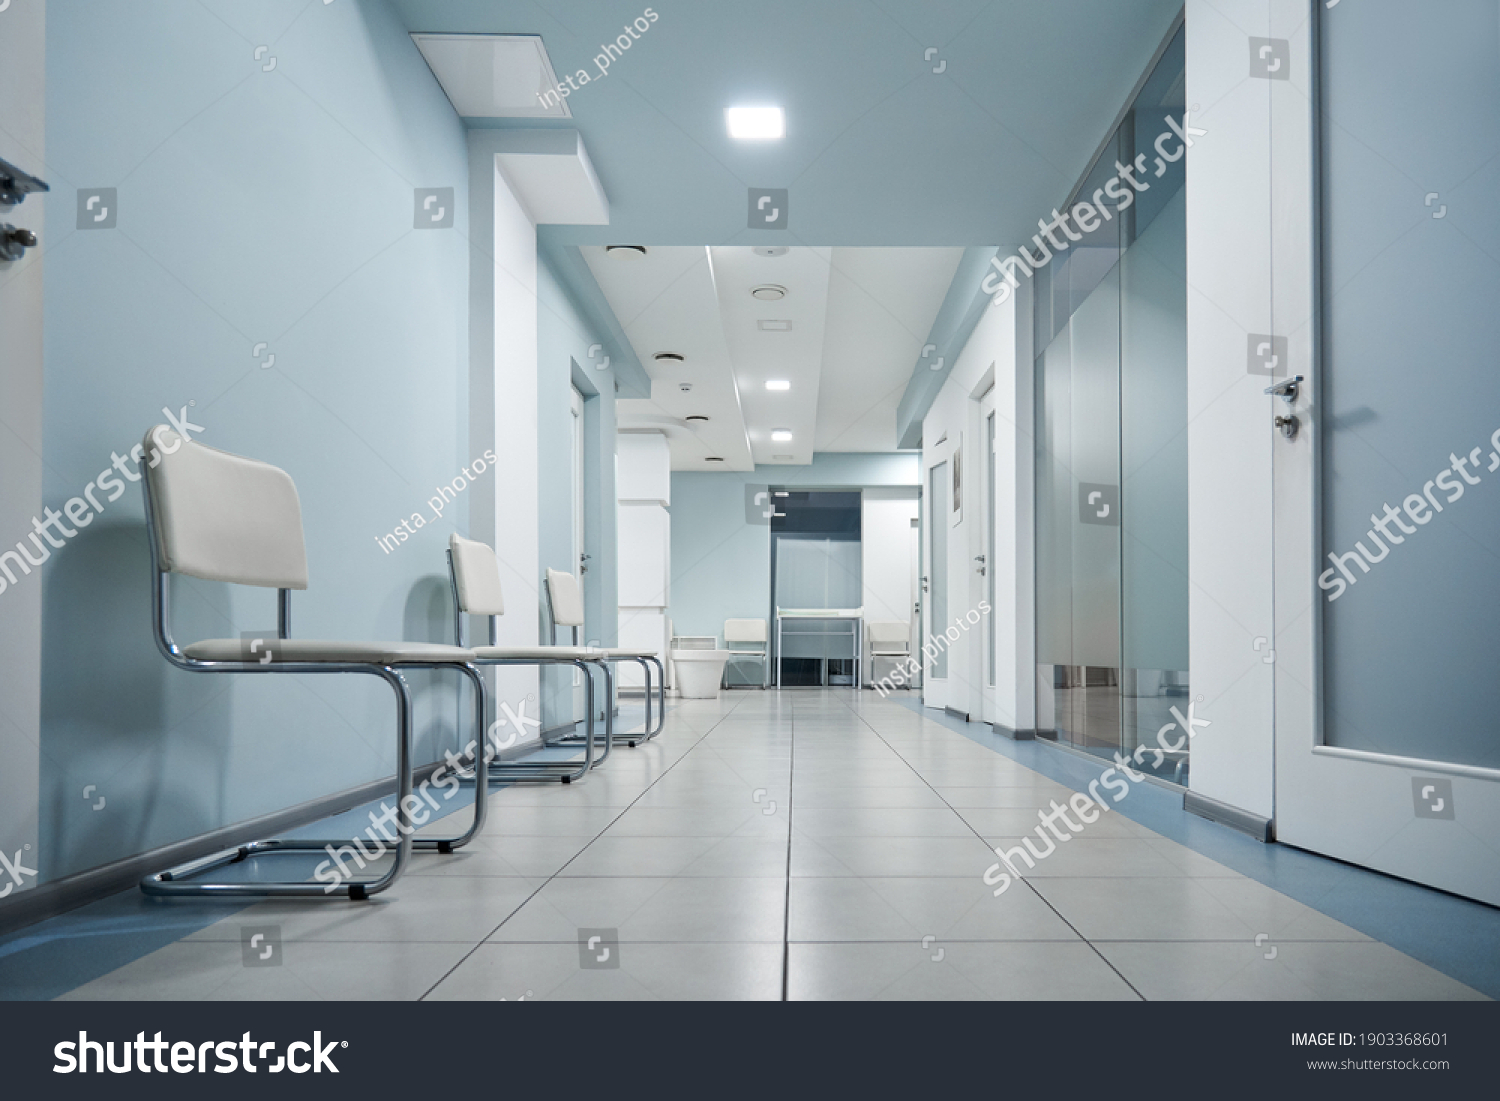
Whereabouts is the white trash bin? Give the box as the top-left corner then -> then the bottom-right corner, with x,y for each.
671,636 -> 730,699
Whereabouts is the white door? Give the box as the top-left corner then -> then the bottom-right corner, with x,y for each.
922,458 -> 949,710
1271,1 -> 1500,905
908,516 -> 922,689
570,387 -> 587,723
979,391 -> 1000,723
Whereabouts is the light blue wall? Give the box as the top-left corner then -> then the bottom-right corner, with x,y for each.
671,454 -> 920,642
38,0 -> 471,880
536,256 -> 618,730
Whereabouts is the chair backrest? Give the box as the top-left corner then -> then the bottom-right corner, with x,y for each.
546,568 -> 586,628
448,534 -> 506,615
724,618 -> 767,646
867,620 -> 911,652
144,427 -> 309,589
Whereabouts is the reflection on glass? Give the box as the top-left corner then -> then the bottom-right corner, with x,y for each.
1033,26 -> 1189,782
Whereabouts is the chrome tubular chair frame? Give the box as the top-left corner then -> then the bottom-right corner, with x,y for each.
543,571 -> 665,747
446,550 -> 609,783
138,475 -> 488,901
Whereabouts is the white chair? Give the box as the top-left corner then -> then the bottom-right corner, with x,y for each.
866,621 -> 912,688
138,427 -> 488,900
448,535 -> 612,781
724,618 -> 769,688
545,568 -> 665,745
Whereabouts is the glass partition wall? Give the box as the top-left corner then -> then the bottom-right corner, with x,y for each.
771,491 -> 863,687
1034,27 -> 1189,782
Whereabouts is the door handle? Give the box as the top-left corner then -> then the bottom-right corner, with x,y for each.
0,225 -> 38,261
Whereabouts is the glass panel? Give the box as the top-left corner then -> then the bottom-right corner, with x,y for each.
1120,184 -> 1189,770
1318,1 -> 1500,769
928,461 -> 948,680
1034,27 -> 1187,779
774,537 -> 861,610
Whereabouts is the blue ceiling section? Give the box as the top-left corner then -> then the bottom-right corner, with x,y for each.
392,0 -> 1182,249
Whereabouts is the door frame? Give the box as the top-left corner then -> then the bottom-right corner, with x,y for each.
569,385 -> 586,722
922,455 -> 950,710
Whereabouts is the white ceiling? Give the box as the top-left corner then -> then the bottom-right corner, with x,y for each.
584,245 -> 963,471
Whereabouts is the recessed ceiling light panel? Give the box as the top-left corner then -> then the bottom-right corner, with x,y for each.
765,380 -> 790,391
409,34 -> 571,119
726,106 -> 785,140
771,430 -> 793,442
757,320 -> 792,332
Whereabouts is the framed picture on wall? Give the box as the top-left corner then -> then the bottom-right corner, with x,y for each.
951,434 -> 963,526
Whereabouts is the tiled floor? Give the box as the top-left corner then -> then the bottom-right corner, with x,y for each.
11,691 -> 1493,1001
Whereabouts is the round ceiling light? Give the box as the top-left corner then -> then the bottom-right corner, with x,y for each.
685,415 -> 710,423
753,245 -> 789,258
705,456 -> 725,462
751,284 -> 787,301
605,245 -> 648,259
654,351 -> 685,363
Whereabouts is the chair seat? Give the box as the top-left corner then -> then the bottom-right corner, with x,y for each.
183,639 -> 476,663
472,645 -> 601,660
470,645 -> 657,661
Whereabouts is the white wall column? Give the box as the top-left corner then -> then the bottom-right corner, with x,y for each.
616,432 -> 670,691
468,137 -> 541,728
1182,0 -> 1278,818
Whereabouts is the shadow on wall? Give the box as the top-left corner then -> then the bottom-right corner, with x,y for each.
401,574 -> 467,764
39,523 -> 230,880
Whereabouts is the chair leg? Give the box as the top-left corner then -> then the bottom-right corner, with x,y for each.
482,660 -> 598,783
647,657 -> 666,737
410,662 -> 488,852
549,659 -> 637,749
140,666 -> 416,900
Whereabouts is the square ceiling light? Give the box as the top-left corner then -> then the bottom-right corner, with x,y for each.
411,34 -> 571,118
726,106 -> 785,140
765,380 -> 790,391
